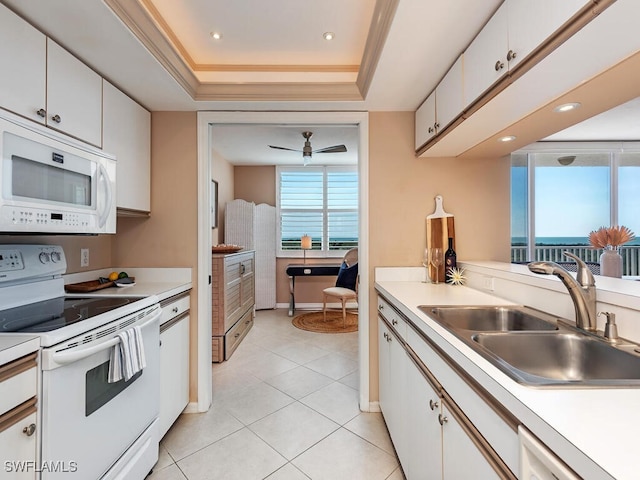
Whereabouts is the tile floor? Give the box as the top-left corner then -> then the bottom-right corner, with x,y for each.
148,308 -> 404,480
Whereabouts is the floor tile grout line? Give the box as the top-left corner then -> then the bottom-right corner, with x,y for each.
153,309 -> 394,480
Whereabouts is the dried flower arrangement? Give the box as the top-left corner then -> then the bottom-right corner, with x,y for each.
588,225 -> 635,250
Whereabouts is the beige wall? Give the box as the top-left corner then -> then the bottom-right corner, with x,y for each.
367,111 -> 511,400
234,166 -> 276,205
212,149 -> 235,245
0,235 -> 113,272
114,111 -> 200,400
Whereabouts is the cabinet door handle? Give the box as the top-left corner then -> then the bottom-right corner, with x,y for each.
387,335 -> 392,343
378,304 -> 384,311
438,414 -> 448,426
234,333 -> 240,338
172,307 -> 179,313
391,319 -> 398,326
51,114 -> 62,123
494,60 -> 504,71
429,399 -> 439,411
506,49 -> 517,62
434,122 -> 440,129
383,332 -> 388,340
23,423 -> 36,437
428,126 -> 434,134
36,108 -> 46,118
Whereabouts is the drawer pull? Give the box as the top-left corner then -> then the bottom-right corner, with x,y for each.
429,399 -> 439,411
234,333 -> 240,338
378,304 -> 384,310
22,423 -> 36,436
172,307 -> 179,313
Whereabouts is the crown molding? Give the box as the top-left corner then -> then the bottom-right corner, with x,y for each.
356,0 -> 400,98
105,0 -> 397,102
195,82 -> 363,102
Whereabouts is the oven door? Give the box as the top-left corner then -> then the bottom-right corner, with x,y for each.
39,306 -> 160,479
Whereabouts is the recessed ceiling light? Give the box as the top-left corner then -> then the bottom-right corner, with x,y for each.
498,135 -> 517,142
323,32 -> 335,41
554,102 -> 581,113
210,32 -> 223,40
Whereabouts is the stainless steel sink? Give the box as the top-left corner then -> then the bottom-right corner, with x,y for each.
417,304 -> 640,387
472,332 -> 640,386
418,305 -> 559,332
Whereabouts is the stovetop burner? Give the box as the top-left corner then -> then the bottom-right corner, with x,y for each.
0,296 -> 142,333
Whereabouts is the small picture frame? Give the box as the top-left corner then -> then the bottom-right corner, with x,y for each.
211,180 -> 218,228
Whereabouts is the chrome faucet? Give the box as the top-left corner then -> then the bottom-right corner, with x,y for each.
528,252 -> 597,332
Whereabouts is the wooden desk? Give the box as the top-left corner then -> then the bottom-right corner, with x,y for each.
286,263 -> 341,316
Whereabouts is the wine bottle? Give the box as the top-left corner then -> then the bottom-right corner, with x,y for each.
445,237 -> 457,283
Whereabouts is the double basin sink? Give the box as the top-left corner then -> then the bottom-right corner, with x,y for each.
417,305 -> 640,387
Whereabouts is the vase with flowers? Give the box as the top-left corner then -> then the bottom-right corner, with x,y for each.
588,225 -> 635,278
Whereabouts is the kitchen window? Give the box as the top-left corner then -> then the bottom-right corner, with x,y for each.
511,144 -> 640,274
276,166 -> 358,257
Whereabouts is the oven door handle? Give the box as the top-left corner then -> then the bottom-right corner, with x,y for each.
50,309 -> 160,366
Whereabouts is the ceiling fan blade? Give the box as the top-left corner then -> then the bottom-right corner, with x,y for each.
269,145 -> 301,152
313,144 -> 347,154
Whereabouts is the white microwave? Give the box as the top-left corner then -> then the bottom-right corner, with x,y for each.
0,110 -> 116,234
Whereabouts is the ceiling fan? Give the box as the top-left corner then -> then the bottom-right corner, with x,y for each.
269,131 -> 347,165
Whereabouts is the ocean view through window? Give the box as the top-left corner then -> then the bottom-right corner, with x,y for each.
511,145 -> 640,275
277,166 -> 358,257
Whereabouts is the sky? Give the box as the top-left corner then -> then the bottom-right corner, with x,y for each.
511,164 -> 640,242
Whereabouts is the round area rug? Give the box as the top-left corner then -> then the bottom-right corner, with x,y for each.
292,311 -> 358,333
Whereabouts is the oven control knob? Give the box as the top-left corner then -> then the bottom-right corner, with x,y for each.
51,251 -> 62,263
39,252 -> 50,263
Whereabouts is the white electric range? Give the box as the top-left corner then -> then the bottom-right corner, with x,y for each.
0,244 -> 161,480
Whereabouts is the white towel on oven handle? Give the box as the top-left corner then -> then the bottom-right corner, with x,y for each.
108,326 -> 147,383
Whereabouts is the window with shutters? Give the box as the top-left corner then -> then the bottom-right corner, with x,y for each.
277,166 -> 358,257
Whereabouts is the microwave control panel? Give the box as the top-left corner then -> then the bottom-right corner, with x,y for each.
1,206 -> 92,232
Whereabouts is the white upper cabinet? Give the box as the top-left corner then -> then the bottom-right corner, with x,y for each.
464,0 -> 588,109
46,39 -> 103,147
435,55 -> 465,132
415,91 -> 436,150
103,81 -> 151,213
416,55 -> 464,150
0,3 -> 103,147
463,2 -> 509,108
507,0 -> 587,71
0,5 -> 46,124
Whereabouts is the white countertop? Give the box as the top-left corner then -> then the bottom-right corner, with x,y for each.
0,335 -> 40,365
63,267 -> 192,302
375,278 -> 640,480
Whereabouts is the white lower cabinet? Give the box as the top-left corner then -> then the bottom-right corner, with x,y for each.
159,293 -> 190,438
440,401 -> 501,480
378,318 -> 406,463
0,352 -> 38,480
377,295 -> 516,480
404,354 -> 442,480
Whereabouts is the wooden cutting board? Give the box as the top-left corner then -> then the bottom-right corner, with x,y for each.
426,195 -> 455,283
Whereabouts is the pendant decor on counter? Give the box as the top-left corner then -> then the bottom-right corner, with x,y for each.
599,248 -> 623,278
588,225 -> 635,278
